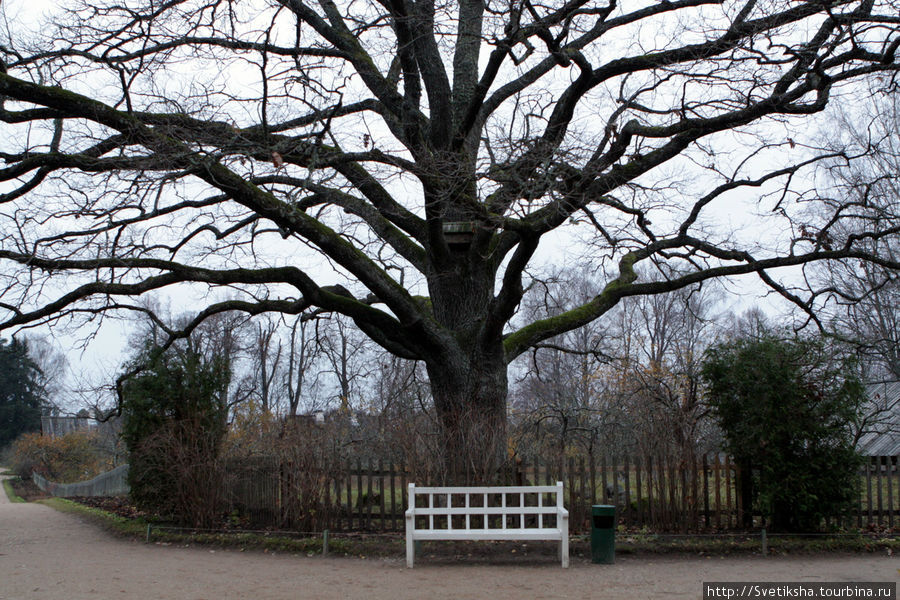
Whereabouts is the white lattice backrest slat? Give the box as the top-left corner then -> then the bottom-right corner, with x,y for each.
408,483 -> 565,532
538,493 -> 543,528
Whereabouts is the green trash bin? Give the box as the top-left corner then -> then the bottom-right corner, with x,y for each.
591,505 -> 615,564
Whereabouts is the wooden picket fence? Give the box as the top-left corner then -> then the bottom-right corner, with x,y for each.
859,455 -> 900,530
223,454 -> 900,534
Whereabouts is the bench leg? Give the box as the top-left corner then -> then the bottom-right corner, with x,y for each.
560,514 -> 569,568
406,517 -> 414,568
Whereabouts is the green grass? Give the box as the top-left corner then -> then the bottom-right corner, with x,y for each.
2,477 -> 26,503
38,497 -> 368,556
145,527 -> 361,556
40,498 -> 149,537
31,494 -> 900,561
607,532 -> 900,556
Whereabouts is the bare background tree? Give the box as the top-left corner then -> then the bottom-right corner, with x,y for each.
510,267 -> 619,471
283,315 -> 320,416
817,89 -> 900,381
607,279 -> 721,465
317,314 -> 374,415
802,89 -> 900,447
250,315 -> 284,414
1,0 -> 898,481
21,334 -> 69,412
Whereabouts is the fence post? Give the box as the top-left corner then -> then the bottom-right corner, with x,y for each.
884,456 -> 894,529
323,529 -> 329,556
355,458 -> 363,530
647,455 -> 655,528
714,454 -> 722,529
635,456 -> 644,527
691,455 -> 699,530
761,528 -> 767,556
366,457 -> 374,530
702,454 -> 710,529
579,455 -> 587,532
887,456 -> 895,530
390,460 -> 397,531
623,455 -> 631,527
724,455 -> 732,529
876,456 -> 884,527
378,458 -> 386,531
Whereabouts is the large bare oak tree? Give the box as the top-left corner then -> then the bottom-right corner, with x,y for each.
1,0 -> 898,480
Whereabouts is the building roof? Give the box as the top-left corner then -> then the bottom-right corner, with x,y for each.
856,380 -> 900,456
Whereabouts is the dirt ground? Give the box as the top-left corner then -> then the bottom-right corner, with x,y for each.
2,474 -> 898,600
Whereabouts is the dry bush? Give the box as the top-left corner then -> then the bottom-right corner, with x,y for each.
133,418 -> 227,528
223,406 -> 342,530
10,430 -> 109,482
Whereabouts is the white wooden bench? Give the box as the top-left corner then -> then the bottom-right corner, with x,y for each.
404,482 -> 569,568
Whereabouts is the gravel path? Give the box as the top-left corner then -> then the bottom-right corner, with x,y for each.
2,473 -> 898,599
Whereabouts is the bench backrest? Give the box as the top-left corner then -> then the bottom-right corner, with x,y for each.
407,482 -> 565,531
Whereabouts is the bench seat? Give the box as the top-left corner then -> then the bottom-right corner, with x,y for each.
411,528 -> 564,541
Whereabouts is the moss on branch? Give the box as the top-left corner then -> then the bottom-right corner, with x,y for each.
502,251 -> 639,360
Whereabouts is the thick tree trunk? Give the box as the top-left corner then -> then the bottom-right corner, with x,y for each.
426,346 -> 508,484
421,179 -> 512,483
